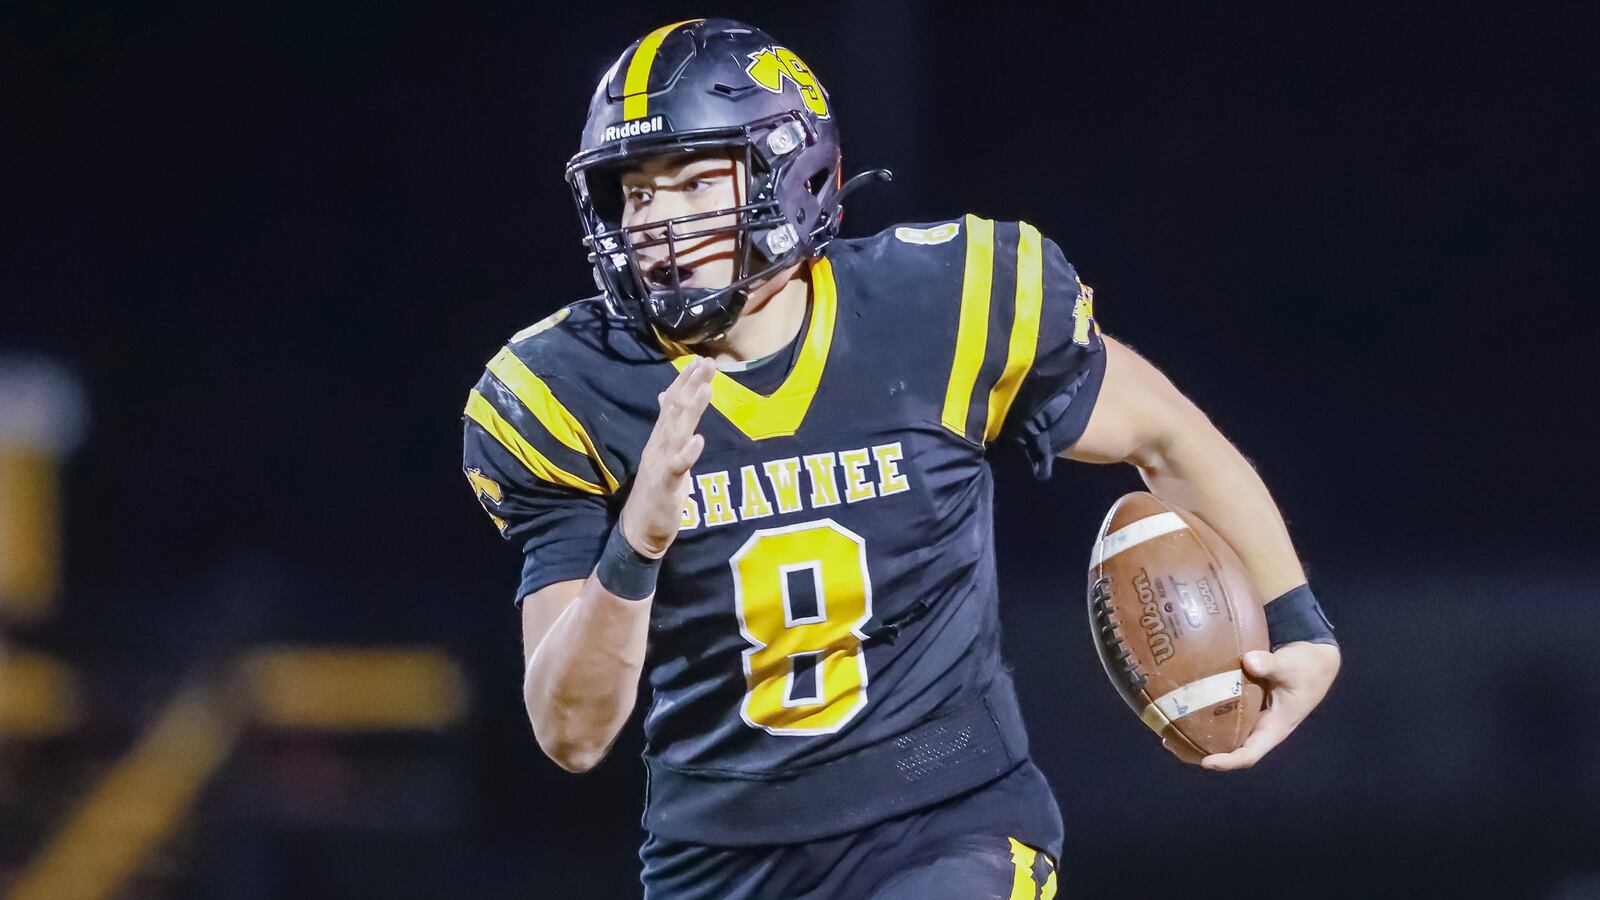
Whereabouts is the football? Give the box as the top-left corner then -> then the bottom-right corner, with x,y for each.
1087,492 -> 1269,764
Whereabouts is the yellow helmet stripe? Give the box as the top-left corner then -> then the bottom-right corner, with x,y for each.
486,348 -> 619,491
463,390 -> 605,496
622,19 -> 701,120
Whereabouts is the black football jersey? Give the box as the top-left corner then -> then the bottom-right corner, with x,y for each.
462,215 -> 1105,845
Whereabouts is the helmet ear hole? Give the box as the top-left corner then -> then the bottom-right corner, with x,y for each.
806,168 -> 832,197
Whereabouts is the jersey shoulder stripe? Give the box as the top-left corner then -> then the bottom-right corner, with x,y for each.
462,301 -> 622,499
934,216 -> 1068,445
463,387 -> 607,496
940,213 -> 998,441
486,347 -> 619,490
983,220 -> 1043,442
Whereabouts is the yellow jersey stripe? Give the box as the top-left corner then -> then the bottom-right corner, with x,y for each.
940,214 -> 996,440
463,390 -> 605,496
670,255 -> 839,440
983,221 -> 1043,442
486,348 -> 619,491
622,20 -> 700,120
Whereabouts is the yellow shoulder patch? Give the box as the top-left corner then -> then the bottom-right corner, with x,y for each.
894,222 -> 962,246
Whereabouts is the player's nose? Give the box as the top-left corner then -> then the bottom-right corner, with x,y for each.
642,193 -> 697,242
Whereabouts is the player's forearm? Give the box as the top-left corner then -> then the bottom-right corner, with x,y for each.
521,360 -> 711,773
523,576 -> 651,773
1133,421 -> 1307,603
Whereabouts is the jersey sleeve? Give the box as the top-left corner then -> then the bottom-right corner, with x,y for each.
931,216 -> 1105,479
461,344 -> 619,603
996,229 -> 1105,478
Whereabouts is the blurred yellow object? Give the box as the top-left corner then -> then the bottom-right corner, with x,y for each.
4,644 -> 466,900
0,449 -> 60,621
7,683 -> 239,900
240,646 -> 468,731
0,356 -> 87,623
0,649 -> 80,737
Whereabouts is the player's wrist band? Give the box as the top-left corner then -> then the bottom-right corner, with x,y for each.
596,519 -> 662,601
1264,584 -> 1338,650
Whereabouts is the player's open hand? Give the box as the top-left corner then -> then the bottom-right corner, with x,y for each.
1199,642 -> 1341,771
620,357 -> 715,559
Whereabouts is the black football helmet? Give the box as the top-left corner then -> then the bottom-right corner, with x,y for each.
566,18 -> 884,344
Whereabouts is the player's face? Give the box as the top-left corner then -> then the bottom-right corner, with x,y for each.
619,151 -> 744,293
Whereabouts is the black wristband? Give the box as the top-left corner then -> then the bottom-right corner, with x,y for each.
1263,584 -> 1338,650
595,520 -> 662,601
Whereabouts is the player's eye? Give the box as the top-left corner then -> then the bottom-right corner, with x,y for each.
682,178 -> 710,193
625,187 -> 653,204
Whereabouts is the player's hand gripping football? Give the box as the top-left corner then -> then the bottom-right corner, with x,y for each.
619,358 -> 715,559
1199,641 -> 1341,771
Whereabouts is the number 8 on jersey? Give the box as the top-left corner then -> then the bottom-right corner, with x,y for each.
731,519 -> 874,735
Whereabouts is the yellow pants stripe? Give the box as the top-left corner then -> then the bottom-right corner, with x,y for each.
487,348 -> 618,491
464,390 -> 604,495
941,214 -> 996,440
983,220 -> 1043,441
622,19 -> 701,120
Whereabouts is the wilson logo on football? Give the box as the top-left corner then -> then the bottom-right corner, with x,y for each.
745,47 -> 831,119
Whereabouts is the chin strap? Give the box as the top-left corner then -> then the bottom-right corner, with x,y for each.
811,168 -> 894,250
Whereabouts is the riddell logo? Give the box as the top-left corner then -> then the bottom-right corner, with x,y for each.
604,116 -> 665,142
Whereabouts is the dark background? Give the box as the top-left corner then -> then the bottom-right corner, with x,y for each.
5,2 -> 1599,898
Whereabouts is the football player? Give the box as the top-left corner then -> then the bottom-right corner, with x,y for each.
462,18 -> 1341,899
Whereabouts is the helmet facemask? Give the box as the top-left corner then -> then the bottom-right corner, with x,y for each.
567,111 -> 830,344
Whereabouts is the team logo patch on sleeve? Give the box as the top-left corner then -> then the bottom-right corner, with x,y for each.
894,222 -> 961,245
1072,279 -> 1097,346
464,467 -> 508,534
